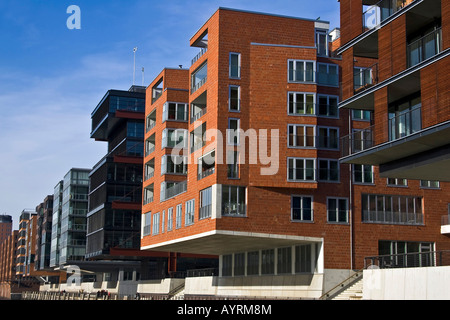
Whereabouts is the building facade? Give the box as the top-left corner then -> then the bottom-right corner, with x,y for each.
139,7 -> 450,298
0,215 -> 12,245
34,196 -> 54,271
50,181 -> 63,268
87,85 -> 146,259
338,0 -> 450,265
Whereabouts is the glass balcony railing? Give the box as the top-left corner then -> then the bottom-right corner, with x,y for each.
363,0 -> 417,31
388,106 -> 421,141
407,28 -> 442,68
341,125 -> 375,158
354,63 -> 378,93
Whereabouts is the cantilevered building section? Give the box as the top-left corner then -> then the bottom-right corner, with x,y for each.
338,0 -> 450,181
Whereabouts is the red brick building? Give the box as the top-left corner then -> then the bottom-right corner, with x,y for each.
141,7 -> 450,298
338,0 -> 450,266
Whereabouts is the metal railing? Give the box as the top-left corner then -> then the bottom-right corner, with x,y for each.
364,250 -> 450,269
163,181 -> 187,201
407,27 -> 442,67
198,167 -> 215,180
388,106 -> 422,141
191,47 -> 207,65
190,107 -> 207,123
341,126 -> 375,158
362,210 -> 423,225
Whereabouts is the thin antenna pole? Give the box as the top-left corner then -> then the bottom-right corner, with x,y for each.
142,67 -> 145,86
133,47 -> 138,85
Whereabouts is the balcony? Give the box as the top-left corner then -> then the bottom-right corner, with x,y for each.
362,0 -> 417,32
191,47 -> 207,66
191,91 -> 207,123
341,106 -> 421,158
191,63 -> 207,94
161,181 -> 187,202
354,63 -> 379,94
407,27 -> 442,68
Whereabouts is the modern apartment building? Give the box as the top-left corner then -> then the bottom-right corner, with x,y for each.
141,8 -> 350,298
34,196 -> 54,271
49,168 -> 90,267
0,215 -> 12,245
16,210 -> 36,276
0,231 -> 19,299
338,0 -> 450,264
50,181 -> 63,268
138,7 -> 450,299
87,85 -> 146,259
339,0 -> 449,181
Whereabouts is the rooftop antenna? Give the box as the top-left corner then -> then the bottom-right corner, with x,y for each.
142,67 -> 145,86
133,47 -> 138,85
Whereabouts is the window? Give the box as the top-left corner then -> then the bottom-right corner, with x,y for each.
228,118 -> 240,145
161,155 -> 187,175
152,212 -> 160,235
362,194 -> 423,225
229,86 -> 240,111
288,125 -> 315,148
247,251 -> 259,276
317,127 -> 339,149
190,122 -> 206,153
162,129 -> 187,149
143,185 -> 154,205
167,207 -> 173,231
185,199 -> 195,226
316,29 -> 329,56
317,95 -> 338,118
317,63 -> 339,86
161,210 -> 165,233
408,26 -> 442,67
222,185 -> 246,216
227,151 -> 239,179
191,62 -> 207,93
229,52 -> 241,78
198,150 -> 215,180
291,196 -> 313,222
288,92 -> 315,115
378,240 -> 434,268
222,254 -> 232,276
288,158 -> 316,182
318,159 -> 339,182
288,60 -> 315,82
175,204 -> 182,229
354,66 -> 373,91
352,109 -> 371,121
199,187 -> 212,220
261,249 -> 275,275
163,102 -> 188,122
127,121 -> 144,138
152,78 -> 163,103
234,253 -> 245,276
388,94 -> 421,141
327,198 -> 348,223
387,178 -> 408,187
295,244 -> 312,273
277,247 -> 292,274
353,164 -> 374,184
420,180 -> 440,189
143,212 -> 151,236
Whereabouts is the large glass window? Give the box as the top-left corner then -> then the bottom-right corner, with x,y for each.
199,187 -> 212,220
185,199 -> 195,226
318,159 -> 339,182
191,62 -> 207,93
388,94 -> 421,141
317,95 -> 338,118
222,185 -> 246,216
288,158 -> 315,182
353,164 -> 374,184
175,204 -> 182,229
362,194 -> 423,225
288,92 -> 315,115
327,198 -> 348,223
288,60 -> 315,82
317,127 -> 339,149
162,129 -> 188,149
291,195 -> 313,222
229,53 -> 241,79
288,125 -> 315,148
163,102 -> 188,122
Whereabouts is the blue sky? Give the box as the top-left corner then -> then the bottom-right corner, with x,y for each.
0,0 -> 340,229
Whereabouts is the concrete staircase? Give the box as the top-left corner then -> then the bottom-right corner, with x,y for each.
332,278 -> 363,300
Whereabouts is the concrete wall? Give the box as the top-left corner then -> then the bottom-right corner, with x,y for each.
185,273 -> 324,299
363,266 -> 450,300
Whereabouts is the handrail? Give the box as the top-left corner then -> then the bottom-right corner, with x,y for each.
319,269 -> 363,300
